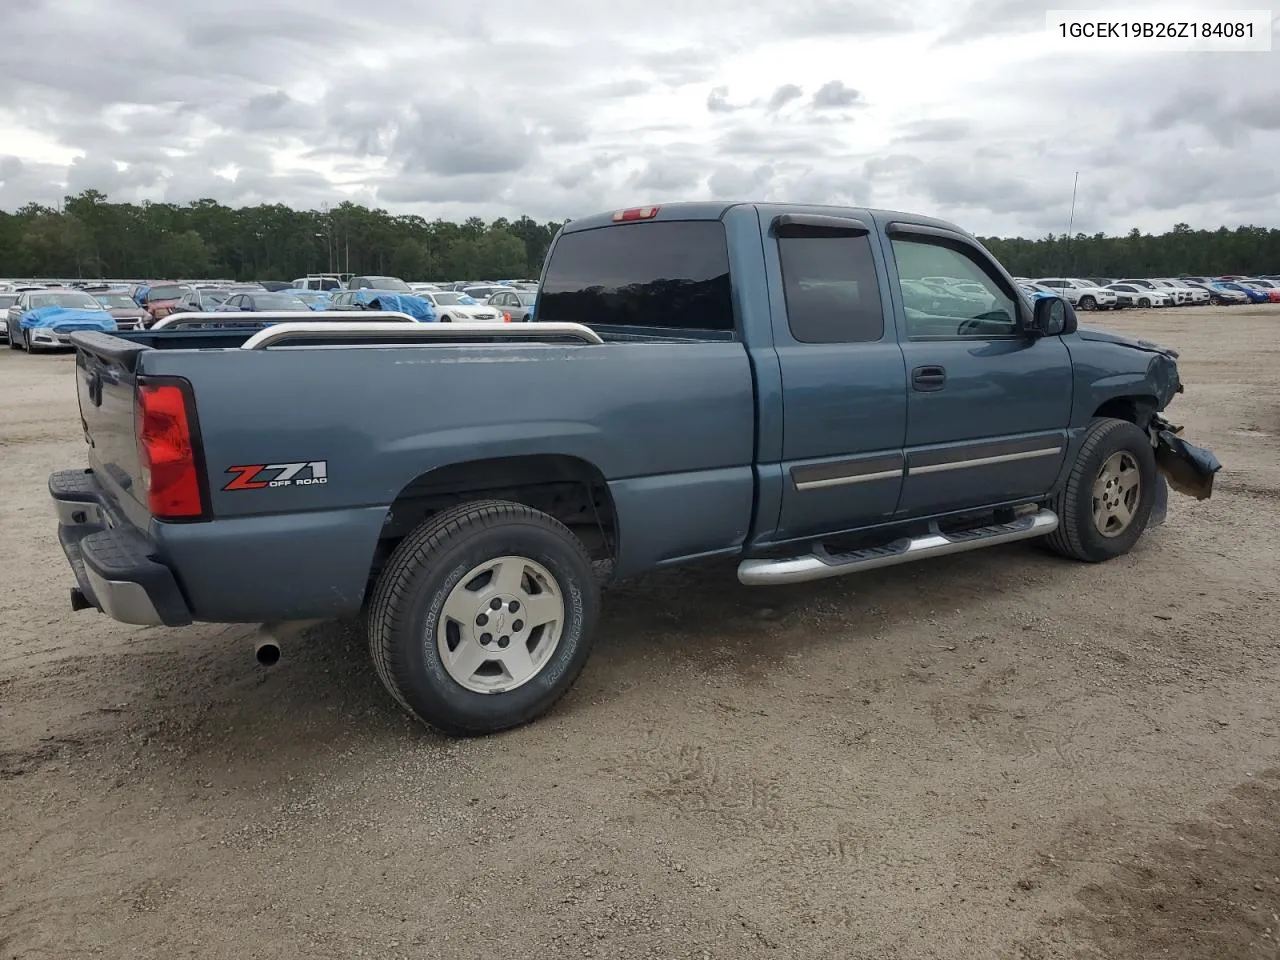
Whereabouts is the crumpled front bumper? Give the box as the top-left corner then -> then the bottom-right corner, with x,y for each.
1149,414 -> 1222,502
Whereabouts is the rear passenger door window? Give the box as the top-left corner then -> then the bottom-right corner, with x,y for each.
890,239 -> 1018,338
777,232 -> 884,343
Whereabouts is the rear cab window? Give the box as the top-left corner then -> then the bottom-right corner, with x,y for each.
536,220 -> 735,337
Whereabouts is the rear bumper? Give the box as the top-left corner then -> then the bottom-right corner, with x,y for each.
49,469 -> 193,626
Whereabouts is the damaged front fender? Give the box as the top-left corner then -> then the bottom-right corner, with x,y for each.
1149,414 -> 1222,501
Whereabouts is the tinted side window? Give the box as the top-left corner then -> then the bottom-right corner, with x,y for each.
777,234 -> 883,343
891,238 -> 1018,339
537,220 -> 734,332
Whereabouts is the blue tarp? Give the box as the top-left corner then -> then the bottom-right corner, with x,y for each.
19,306 -> 117,332
351,291 -> 438,322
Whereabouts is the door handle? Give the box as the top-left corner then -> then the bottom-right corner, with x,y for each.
911,365 -> 946,391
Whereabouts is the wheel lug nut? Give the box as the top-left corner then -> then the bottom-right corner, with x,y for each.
480,633 -> 492,645
498,635 -> 510,648
508,600 -> 520,613
476,613 -> 488,626
512,619 -> 523,632
489,598 -> 502,610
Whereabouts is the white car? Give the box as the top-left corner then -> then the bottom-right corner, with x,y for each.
1032,278 -> 1119,310
1149,279 -> 1206,305
420,291 -> 503,322
1104,284 -> 1170,308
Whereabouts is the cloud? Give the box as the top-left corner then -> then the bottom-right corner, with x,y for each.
0,0 -> 1277,235
767,84 -> 804,111
706,86 -> 737,113
812,81 -> 863,109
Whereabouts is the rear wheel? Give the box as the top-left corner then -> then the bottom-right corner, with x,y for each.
366,499 -> 601,736
1043,417 -> 1157,563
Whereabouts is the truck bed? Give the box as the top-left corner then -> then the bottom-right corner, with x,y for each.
66,322 -> 760,621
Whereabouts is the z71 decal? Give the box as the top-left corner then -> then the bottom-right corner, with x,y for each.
223,461 -> 328,491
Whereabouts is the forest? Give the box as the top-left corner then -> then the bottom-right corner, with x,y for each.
1,191 -> 1278,281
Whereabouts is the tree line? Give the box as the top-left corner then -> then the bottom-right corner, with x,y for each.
0,190 -> 564,282
1,191 -> 1277,281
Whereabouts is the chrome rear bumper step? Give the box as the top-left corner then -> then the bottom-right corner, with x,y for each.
737,508 -> 1059,586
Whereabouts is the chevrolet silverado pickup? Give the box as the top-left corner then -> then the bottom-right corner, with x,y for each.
49,202 -> 1220,736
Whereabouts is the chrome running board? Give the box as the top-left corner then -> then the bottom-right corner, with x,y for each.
737,508 -> 1059,586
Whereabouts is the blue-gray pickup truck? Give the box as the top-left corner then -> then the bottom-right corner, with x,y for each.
50,202 -> 1220,736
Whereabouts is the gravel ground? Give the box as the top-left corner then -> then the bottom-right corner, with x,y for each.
2,306 -> 1278,960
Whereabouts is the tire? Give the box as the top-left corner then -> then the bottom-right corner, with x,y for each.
23,329 -> 33,352
439,313 -> 452,322
1078,296 -> 1096,311
1138,298 -> 1151,308
7,326 -> 19,349
1210,296 -> 1223,306
1043,417 -> 1157,563
366,499 -> 601,736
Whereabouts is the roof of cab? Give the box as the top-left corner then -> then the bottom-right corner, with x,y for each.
561,201 -> 973,240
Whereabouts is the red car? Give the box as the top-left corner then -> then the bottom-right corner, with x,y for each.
141,281 -> 192,322
91,291 -> 152,330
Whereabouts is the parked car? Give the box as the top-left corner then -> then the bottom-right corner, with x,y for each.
1104,284 -> 1170,308
1182,281 -> 1247,305
0,292 -> 18,340
49,201 -> 1219,737
486,289 -> 537,321
214,291 -> 314,312
172,288 -> 232,313
1150,279 -> 1208,305
91,291 -> 151,330
349,275 -> 412,292
292,275 -> 346,291
140,282 -> 193,322
1032,278 -> 1119,310
290,290 -> 335,310
417,291 -> 503,322
462,284 -> 506,301
6,288 -> 116,350
1237,279 -> 1280,303
1214,281 -> 1269,304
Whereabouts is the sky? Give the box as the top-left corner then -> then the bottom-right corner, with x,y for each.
0,0 -> 1277,238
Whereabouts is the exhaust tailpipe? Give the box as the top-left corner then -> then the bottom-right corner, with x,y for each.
255,640 -> 281,666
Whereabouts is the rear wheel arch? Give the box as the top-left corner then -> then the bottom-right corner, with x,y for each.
370,454 -> 618,590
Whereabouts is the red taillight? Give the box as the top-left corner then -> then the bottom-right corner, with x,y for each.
136,381 -> 204,519
611,206 -> 660,222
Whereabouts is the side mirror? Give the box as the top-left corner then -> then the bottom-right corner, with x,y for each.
1031,295 -> 1076,337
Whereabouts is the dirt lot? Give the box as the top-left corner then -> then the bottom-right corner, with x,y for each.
2,306 -> 1279,960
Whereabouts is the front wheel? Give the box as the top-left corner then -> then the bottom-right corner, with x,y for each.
1043,417 -> 1157,563
1138,298 -> 1151,308
366,499 -> 601,736
1078,296 -> 1096,311
1209,296 -> 1223,305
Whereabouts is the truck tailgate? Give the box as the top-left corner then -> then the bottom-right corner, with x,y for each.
73,332 -> 152,525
